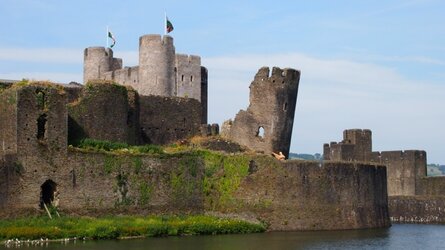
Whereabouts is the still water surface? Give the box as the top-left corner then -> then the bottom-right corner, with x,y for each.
3,224 -> 445,250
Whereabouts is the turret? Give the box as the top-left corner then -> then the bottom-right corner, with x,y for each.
83,47 -> 120,84
138,35 -> 175,96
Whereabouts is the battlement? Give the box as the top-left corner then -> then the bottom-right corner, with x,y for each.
84,47 -> 112,58
343,129 -> 371,144
373,150 -> 427,163
253,67 -> 300,85
139,34 -> 174,47
323,129 -> 428,196
175,54 -> 201,64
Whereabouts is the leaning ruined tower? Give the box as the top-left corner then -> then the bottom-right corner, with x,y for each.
221,67 -> 300,157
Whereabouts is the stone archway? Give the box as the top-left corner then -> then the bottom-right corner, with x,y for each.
40,179 -> 57,209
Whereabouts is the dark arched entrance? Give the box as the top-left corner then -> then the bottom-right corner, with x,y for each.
40,179 -> 57,209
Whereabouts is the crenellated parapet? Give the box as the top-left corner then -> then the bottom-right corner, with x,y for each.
323,129 -> 372,162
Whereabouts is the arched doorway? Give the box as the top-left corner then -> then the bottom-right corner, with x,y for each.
40,180 -> 57,209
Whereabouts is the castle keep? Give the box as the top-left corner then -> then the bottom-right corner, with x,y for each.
84,35 -> 206,104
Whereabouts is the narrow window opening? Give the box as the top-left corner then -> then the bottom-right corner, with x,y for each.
36,90 -> 46,110
181,75 -> 185,82
283,102 -> 288,111
257,126 -> 265,138
190,75 -> 194,82
37,114 -> 47,140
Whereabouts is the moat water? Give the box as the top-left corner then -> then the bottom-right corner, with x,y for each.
2,224 -> 445,249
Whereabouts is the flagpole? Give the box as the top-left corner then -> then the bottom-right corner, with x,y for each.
106,26 -> 109,48
164,12 -> 167,35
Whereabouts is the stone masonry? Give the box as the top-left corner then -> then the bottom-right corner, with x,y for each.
83,34 -> 207,106
221,67 -> 300,158
324,129 -> 445,223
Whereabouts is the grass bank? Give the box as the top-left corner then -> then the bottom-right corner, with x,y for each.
0,215 -> 266,241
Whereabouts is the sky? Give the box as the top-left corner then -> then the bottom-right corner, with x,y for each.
0,0 -> 444,163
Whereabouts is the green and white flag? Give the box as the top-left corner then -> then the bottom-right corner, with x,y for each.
166,16 -> 174,33
108,30 -> 116,48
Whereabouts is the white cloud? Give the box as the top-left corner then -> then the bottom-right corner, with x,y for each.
0,48 -> 82,64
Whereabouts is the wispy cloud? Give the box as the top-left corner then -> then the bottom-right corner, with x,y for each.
0,48 -> 82,64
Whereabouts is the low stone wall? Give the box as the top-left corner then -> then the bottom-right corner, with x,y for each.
139,95 -> 202,145
0,151 -> 390,231
389,196 -> 445,224
67,82 -> 138,145
233,160 -> 390,230
416,176 -> 445,196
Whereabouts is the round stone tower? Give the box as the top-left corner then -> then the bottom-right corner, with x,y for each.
83,47 -> 114,84
138,34 -> 175,96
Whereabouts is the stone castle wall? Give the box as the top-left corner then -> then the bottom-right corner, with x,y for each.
0,151 -> 204,213
370,150 -> 426,196
323,129 -> 428,196
221,67 -> 300,157
324,129 -> 445,224
67,82 -> 138,145
416,176 -> 445,196
175,54 -> 201,100
0,147 -> 390,230
235,160 -> 389,230
0,88 -> 18,155
139,95 -> 202,145
389,196 -> 445,223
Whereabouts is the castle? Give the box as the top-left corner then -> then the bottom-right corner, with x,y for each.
0,34 -> 392,231
83,34 -> 208,123
324,129 -> 445,223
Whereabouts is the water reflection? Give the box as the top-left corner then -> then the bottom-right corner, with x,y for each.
3,224 -> 445,250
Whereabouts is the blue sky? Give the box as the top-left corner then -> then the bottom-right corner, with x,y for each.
1,0 -> 444,163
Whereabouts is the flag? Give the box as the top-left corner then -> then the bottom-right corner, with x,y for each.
108,30 -> 116,48
166,17 -> 174,33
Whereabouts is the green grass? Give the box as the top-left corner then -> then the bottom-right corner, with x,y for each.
0,215 -> 265,241
76,138 -> 164,155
